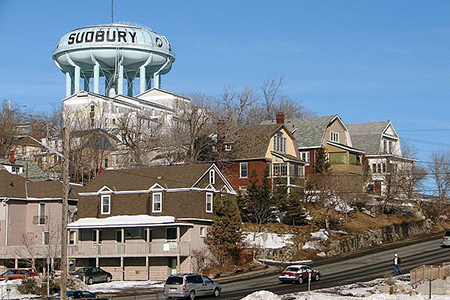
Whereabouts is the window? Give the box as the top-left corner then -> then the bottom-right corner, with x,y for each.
101,195 -> 111,215
104,158 -> 109,168
200,227 -> 206,238
166,227 -> 177,241
331,132 -> 339,143
225,144 -> 232,152
389,141 -> 393,154
209,169 -> 215,184
206,193 -> 213,213
372,163 -> 377,173
43,231 -> 49,245
136,228 -> 143,238
300,151 -> 310,166
124,228 -> 133,238
239,185 -> 248,195
273,132 -> 286,153
383,140 -> 388,153
273,163 -> 287,176
92,230 -> 102,244
382,163 -> 386,173
90,105 -> 95,112
152,192 -> 162,212
240,162 -> 248,178
69,231 -> 76,245
38,203 -> 45,225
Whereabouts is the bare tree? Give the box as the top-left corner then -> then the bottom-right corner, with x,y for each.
0,100 -> 20,158
429,150 -> 450,200
261,74 -> 284,119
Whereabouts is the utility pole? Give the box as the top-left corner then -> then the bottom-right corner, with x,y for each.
61,126 -> 70,300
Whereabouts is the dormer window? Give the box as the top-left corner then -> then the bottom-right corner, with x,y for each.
90,105 -> 95,112
152,192 -> 162,213
274,132 -> 286,153
101,195 -> 111,215
225,144 -> 232,152
209,169 -> 215,184
331,132 -> 339,143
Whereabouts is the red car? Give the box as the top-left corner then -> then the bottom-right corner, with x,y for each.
279,265 -> 321,284
0,269 -> 38,281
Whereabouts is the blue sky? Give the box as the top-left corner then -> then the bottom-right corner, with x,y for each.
0,1 -> 449,193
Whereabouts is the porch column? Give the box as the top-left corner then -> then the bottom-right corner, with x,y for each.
120,257 -> 124,281
96,257 -> 99,268
121,228 -> 125,243
14,258 -> 18,268
176,226 -> 181,273
146,256 -> 149,281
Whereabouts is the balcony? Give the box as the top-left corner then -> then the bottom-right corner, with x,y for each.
0,245 -> 59,259
68,241 -> 191,258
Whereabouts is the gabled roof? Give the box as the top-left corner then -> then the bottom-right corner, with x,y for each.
136,88 -> 191,101
0,158 -> 48,182
80,163 -> 233,192
262,115 -> 338,148
226,124 -> 283,160
347,121 -> 392,155
0,170 -> 78,200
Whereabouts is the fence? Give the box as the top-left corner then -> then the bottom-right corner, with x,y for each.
410,262 -> 450,283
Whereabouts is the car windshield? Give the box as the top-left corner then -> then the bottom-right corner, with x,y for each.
75,268 -> 89,274
444,231 -> 450,237
285,267 -> 300,272
1,270 -> 17,275
166,276 -> 183,285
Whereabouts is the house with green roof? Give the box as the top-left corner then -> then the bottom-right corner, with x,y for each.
347,120 -> 416,196
262,115 -> 364,175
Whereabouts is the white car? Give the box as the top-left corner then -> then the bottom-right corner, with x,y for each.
279,265 -> 321,284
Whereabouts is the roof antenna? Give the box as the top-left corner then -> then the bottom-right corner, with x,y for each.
111,0 -> 114,24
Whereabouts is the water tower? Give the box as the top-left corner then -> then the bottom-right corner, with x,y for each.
52,23 -> 176,98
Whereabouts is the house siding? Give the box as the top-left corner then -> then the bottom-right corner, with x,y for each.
220,160 -> 271,191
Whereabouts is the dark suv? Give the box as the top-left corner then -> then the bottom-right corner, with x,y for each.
164,273 -> 221,299
71,267 -> 112,285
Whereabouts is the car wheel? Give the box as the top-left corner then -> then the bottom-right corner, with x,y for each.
87,277 -> 94,285
315,274 -> 320,281
213,288 -> 220,297
106,275 -> 112,283
297,276 -> 304,284
189,290 -> 196,300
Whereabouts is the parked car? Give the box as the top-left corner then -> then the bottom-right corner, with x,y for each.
71,267 -> 112,285
0,269 -> 38,281
442,230 -> 450,247
279,265 -> 321,284
164,273 -> 221,299
53,290 -> 109,300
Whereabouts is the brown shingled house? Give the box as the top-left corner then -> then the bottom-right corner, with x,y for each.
68,163 -> 235,281
220,113 -> 305,194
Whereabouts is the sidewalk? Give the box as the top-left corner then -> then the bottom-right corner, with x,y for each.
214,264 -> 281,284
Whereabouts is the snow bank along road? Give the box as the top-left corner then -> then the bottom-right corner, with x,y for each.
169,237 -> 450,300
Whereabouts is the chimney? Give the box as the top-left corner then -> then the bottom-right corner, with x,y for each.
276,112 -> 285,125
217,119 -> 226,153
9,151 -> 15,163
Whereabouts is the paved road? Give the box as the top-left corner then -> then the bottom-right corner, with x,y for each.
184,236 -> 450,300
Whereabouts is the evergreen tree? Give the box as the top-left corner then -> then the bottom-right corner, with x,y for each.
238,174 -> 276,225
313,148 -> 329,174
205,194 -> 243,265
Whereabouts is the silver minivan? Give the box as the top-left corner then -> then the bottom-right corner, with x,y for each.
164,273 -> 221,299
443,230 -> 450,247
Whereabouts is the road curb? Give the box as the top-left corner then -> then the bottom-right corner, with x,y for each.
214,265 -> 281,284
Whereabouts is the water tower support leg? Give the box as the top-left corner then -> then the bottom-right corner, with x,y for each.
84,77 -> 90,92
127,78 -> 134,97
118,64 -> 124,95
74,66 -> 81,93
140,66 -> 146,94
154,74 -> 161,89
65,71 -> 72,97
93,63 -> 100,94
